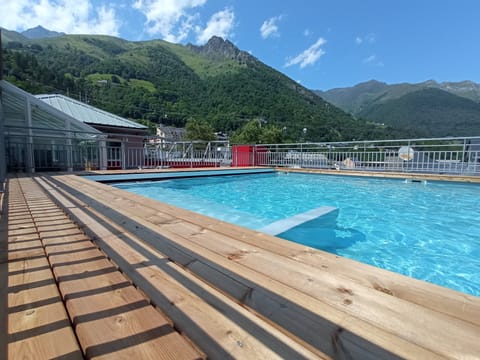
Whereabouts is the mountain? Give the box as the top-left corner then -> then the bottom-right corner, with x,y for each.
316,79 -> 480,116
433,80 -> 480,103
357,88 -> 480,137
315,80 -> 480,137
0,28 -> 404,141
187,36 -> 253,64
0,27 -> 28,43
21,25 -> 65,39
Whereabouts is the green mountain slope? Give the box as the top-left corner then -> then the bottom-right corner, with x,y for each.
317,80 -> 480,117
357,88 -> 480,137
315,79 -> 480,137
1,29 -> 405,141
1,28 -> 28,44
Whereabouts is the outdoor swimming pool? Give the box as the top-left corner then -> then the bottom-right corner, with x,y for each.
115,172 -> 480,296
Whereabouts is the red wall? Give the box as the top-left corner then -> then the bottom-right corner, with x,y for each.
232,145 -> 267,166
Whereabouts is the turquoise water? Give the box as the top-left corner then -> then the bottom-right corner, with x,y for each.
115,172 -> 480,296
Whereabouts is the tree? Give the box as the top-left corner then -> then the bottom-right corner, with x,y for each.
230,120 -> 261,144
184,118 -> 216,141
230,120 -> 285,144
260,124 -> 284,144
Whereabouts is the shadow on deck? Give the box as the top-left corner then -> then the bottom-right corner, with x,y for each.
2,172 -> 480,359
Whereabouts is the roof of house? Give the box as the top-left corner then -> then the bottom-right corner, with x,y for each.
157,125 -> 185,139
36,94 -> 148,130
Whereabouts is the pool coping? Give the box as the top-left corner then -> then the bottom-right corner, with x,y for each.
78,165 -> 480,184
278,167 -> 480,183
82,166 -> 275,182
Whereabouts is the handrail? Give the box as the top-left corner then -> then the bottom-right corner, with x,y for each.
3,126 -> 480,175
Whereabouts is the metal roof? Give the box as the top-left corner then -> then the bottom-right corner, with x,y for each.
0,80 -> 101,136
36,94 -> 148,129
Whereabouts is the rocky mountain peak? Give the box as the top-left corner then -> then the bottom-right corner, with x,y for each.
187,36 -> 254,63
21,25 -> 64,39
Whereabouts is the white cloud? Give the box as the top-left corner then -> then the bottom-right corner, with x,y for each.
355,33 -> 376,45
260,15 -> 282,39
363,54 -> 384,67
285,37 -> 326,68
0,0 -> 121,36
304,29 -> 311,37
195,8 -> 235,44
133,0 -> 206,42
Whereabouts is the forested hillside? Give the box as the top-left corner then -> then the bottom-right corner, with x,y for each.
1,29 -> 407,142
357,88 -> 480,137
316,80 -> 480,137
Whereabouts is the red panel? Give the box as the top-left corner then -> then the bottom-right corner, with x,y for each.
232,145 -> 253,166
232,145 -> 268,167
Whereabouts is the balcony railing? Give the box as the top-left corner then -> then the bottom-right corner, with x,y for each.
252,137 -> 480,175
4,126 -> 480,176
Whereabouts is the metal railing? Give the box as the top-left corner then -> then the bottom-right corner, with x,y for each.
143,140 -> 232,169
4,126 -> 480,176
253,137 -> 480,175
4,126 -> 232,172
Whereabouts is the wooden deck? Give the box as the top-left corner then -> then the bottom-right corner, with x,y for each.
1,170 -> 479,359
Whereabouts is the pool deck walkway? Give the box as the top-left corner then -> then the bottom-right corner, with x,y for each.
1,169 -> 480,359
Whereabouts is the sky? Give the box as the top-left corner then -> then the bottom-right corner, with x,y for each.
1,0 -> 479,90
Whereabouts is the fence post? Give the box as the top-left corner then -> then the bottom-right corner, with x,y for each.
300,143 -> 303,168
0,90 -> 5,192
65,119 -> 73,172
99,139 -> 107,170
121,141 -> 126,170
25,98 -> 35,173
328,145 -> 331,168
461,139 -> 467,174
190,141 -> 194,168
233,145 -> 237,167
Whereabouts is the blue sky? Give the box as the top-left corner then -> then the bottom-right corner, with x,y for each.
1,0 -> 479,90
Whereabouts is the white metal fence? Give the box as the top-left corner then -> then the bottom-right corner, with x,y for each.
4,127 -> 231,172
4,128 -> 480,176
253,137 -> 480,175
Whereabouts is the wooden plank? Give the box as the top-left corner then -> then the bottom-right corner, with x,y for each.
56,262 -> 198,360
162,218 -> 480,353
8,257 -> 83,359
6,178 -> 83,360
38,176 -> 328,359
42,175 -> 450,359
18,177 -> 206,360
163,205 -> 480,325
36,176 -> 328,360
0,180 -> 9,360
53,173 -> 480,358
68,173 -> 480,327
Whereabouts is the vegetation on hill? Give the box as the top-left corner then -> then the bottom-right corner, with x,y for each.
2,30 -> 410,141
357,88 -> 480,137
316,80 -> 480,138
184,119 -> 216,141
0,28 -> 28,43
317,79 -> 480,116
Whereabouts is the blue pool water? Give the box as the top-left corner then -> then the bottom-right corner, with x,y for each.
115,172 -> 480,296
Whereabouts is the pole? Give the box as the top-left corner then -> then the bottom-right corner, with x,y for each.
0,28 -> 3,80
0,86 -> 5,192
0,29 -> 5,190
